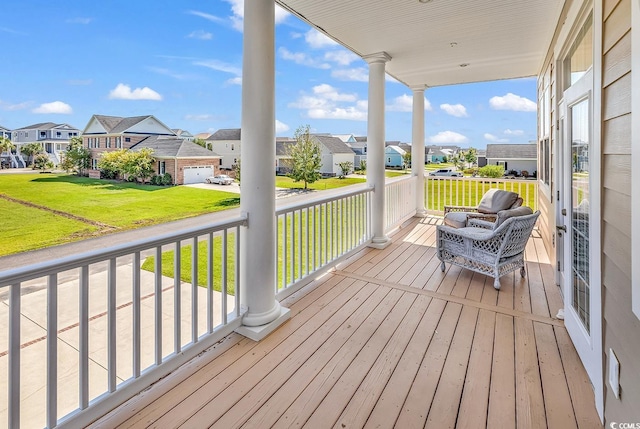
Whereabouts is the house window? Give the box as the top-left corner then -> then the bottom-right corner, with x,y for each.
563,13 -> 593,88
632,0 -> 640,318
91,158 -> 98,170
231,144 -> 235,150
538,64 -> 552,189
56,131 -> 61,137
96,138 -> 100,148
125,137 -> 131,143
106,137 -> 111,148
116,137 -> 122,148
40,131 -> 46,138
159,161 -> 166,175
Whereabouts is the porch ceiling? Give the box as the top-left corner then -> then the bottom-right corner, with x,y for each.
276,0 -> 565,87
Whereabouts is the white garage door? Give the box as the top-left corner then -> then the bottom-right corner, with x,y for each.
183,166 -> 213,184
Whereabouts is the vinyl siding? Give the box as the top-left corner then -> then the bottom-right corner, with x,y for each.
601,0 -> 640,422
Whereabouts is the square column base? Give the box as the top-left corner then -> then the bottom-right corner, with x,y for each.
235,307 -> 291,341
368,237 -> 391,249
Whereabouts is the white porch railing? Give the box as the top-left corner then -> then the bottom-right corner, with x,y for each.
275,187 -> 373,299
385,175 -> 417,231
0,217 -> 246,429
424,176 -> 538,214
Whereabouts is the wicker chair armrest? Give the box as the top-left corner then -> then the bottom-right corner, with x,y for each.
443,205 -> 479,214
467,218 -> 496,230
466,212 -> 498,223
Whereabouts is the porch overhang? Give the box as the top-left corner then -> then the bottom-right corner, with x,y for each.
276,0 -> 566,87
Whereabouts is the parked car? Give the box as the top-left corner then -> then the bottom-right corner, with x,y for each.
206,174 -> 233,185
429,168 -> 463,177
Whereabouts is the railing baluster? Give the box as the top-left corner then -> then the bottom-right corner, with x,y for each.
47,274 -> 58,428
312,206 -> 317,271
174,243 -> 181,353
282,214 -> 287,290
207,233 -> 214,333
154,247 -> 162,365
79,265 -> 89,409
132,252 -> 141,378
290,211 -> 295,284
298,209 -> 302,280
221,230 -> 228,324
306,207 -> 310,276
192,237 -> 198,344
9,283 -> 21,429
235,226 -> 241,317
108,259 -> 117,393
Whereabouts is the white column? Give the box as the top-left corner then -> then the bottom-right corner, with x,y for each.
236,0 -> 289,340
411,86 -> 427,217
364,52 -> 391,249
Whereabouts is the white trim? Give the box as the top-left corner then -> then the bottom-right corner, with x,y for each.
631,0 -> 640,319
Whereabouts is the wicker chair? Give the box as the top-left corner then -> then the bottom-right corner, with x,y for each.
437,210 -> 540,290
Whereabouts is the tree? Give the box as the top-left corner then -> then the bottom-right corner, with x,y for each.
193,138 -> 209,150
336,161 -> 353,178
288,125 -> 322,189
33,153 -> 54,171
402,152 -> 411,171
232,158 -> 241,184
66,145 -> 91,175
358,160 -> 367,173
0,136 -> 14,154
122,149 -> 155,183
20,142 -> 44,167
464,148 -> 478,167
98,149 -> 127,179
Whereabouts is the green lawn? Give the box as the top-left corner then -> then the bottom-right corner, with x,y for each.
275,176 -> 365,190
0,174 -> 240,228
0,198 -> 99,256
425,179 -> 538,212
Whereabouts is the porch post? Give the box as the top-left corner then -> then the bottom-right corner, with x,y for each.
364,52 -> 392,249
411,85 -> 426,217
236,0 -> 289,341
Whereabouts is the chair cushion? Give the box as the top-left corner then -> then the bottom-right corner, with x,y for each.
443,211 -> 470,228
495,206 -> 534,226
477,189 -> 519,214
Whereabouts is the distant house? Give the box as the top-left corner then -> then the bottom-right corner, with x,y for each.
130,135 -> 222,185
332,134 -> 357,143
0,124 -> 13,169
312,134 -> 356,176
275,138 -> 295,175
385,145 -> 406,168
476,149 -> 487,167
425,145 -> 461,163
172,129 -> 194,141
11,122 -> 81,167
82,114 -> 220,183
193,132 -> 212,141
346,139 -> 367,167
485,143 -> 537,174
206,128 -> 241,169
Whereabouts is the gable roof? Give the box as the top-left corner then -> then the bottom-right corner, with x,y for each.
312,134 -> 355,154
193,132 -> 213,140
83,115 -> 174,136
486,143 -> 537,159
207,128 -> 241,141
15,122 -> 62,131
354,136 -> 367,142
386,145 -> 406,155
276,139 -> 295,156
131,136 -> 221,158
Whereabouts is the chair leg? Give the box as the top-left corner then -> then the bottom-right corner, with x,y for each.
440,261 -> 445,272
493,277 -> 501,290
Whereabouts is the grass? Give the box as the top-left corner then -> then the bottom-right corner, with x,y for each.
0,173 -> 240,228
0,198 -> 99,256
275,176 -> 365,190
425,179 -> 538,212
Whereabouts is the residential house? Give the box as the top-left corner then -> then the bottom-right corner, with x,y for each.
275,137 -> 295,175
205,128 -> 241,169
385,145 -> 406,168
11,122 -> 81,166
171,129 -> 195,142
130,136 -> 222,184
476,148 -> 487,167
312,134 -> 356,176
332,133 -> 357,143
82,114 -> 220,183
346,139 -> 367,167
0,124 -> 13,169
425,145 -> 460,163
485,143 -> 537,175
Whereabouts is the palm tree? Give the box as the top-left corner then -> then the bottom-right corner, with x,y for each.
0,136 -> 15,168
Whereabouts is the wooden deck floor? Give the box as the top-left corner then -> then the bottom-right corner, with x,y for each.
91,217 -> 602,429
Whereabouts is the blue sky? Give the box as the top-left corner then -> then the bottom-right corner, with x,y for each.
0,0 -> 538,148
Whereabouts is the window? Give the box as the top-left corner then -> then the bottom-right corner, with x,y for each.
40,131 -> 46,138
56,131 -> 61,137
159,161 -> 166,175
563,13 -> 593,88
106,137 -> 111,148
538,64 -> 552,189
116,137 -> 122,148
91,158 -> 98,169
632,0 -> 640,318
231,144 -> 235,150
96,138 -> 100,148
125,137 -> 131,143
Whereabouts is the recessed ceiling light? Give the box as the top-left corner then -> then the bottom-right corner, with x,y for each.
418,0 -> 433,3
459,63 -> 469,67
450,42 -> 458,47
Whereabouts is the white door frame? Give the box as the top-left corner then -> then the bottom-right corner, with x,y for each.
558,66 -> 604,420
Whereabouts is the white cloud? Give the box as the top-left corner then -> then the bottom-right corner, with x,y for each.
331,67 -> 368,82
484,133 -> 509,143
108,83 -> 162,100
185,114 -> 219,121
489,93 -> 536,112
0,100 -> 30,111
66,17 -> 92,24
186,10 -> 224,23
275,120 -> 290,134
193,59 -> 242,76
440,103 -> 468,117
289,84 -> 367,121
324,50 -> 359,66
32,101 -> 73,114
148,67 -> 192,80
188,30 -> 213,40
312,84 -> 357,102
387,94 -> 433,112
427,131 -> 469,144
504,129 -> 524,136
278,47 -> 330,69
223,0 -> 290,31
225,77 -> 242,86
305,29 -> 338,49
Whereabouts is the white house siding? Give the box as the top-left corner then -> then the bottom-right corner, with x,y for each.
486,159 -> 537,173
331,153 -> 355,176
208,140 -> 240,169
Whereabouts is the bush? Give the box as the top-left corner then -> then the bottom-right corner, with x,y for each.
520,170 -> 529,178
463,167 -> 479,176
478,165 -> 504,178
161,173 -> 173,185
150,175 -> 161,185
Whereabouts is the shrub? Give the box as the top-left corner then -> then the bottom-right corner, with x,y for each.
161,173 -> 173,185
149,175 -> 161,185
521,170 -> 529,178
463,167 -> 479,176
478,165 -> 504,178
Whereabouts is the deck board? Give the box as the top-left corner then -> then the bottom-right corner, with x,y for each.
90,217 -> 602,429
